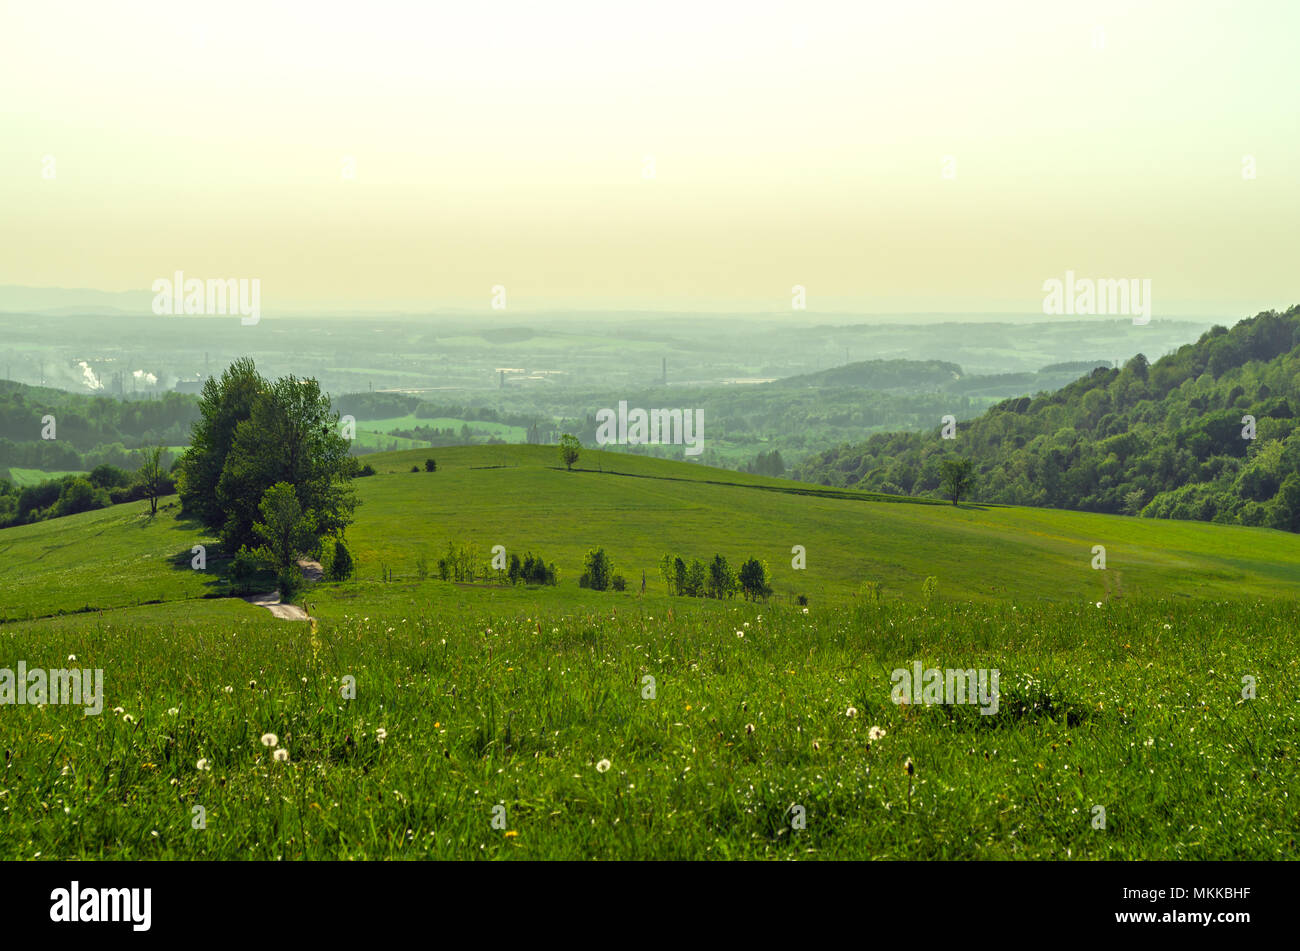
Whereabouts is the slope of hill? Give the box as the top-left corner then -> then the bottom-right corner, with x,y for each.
795,306 -> 1300,531
7,444 -> 1299,625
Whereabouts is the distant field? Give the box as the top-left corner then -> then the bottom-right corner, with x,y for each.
356,414 -> 526,440
4,467 -> 85,487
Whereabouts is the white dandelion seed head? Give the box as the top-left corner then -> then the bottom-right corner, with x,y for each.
595,758 -> 612,773
196,758 -> 211,772
846,706 -> 858,718
273,748 -> 290,762
260,733 -> 279,748
869,726 -> 887,741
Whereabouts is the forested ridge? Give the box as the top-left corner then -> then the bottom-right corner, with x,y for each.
794,305 -> 1300,531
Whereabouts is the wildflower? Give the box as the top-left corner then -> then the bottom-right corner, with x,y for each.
745,723 -> 755,735
122,714 -> 135,724
167,707 -> 179,716
1144,737 -> 1155,748
736,630 -> 744,638
812,741 -> 820,751
67,654 -> 76,662
375,728 -> 388,743
273,748 -> 290,762
869,726 -> 887,741
112,707 -> 124,715
504,830 -> 518,838
904,757 -> 914,776
260,733 -> 278,748
802,607 -> 809,614
1095,602 -> 1103,608
846,706 -> 858,718
223,686 -> 233,694
197,759 -> 211,772
596,759 -> 612,773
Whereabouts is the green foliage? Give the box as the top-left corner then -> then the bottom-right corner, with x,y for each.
939,457 -> 975,506
579,547 -> 613,591
252,482 -> 317,573
424,458 -> 437,472
322,537 -> 355,582
559,434 -> 581,471
794,305 -> 1300,531
739,557 -> 773,601
176,360 -> 356,556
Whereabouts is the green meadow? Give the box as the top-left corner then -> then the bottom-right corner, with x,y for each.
1,445 -> 1297,859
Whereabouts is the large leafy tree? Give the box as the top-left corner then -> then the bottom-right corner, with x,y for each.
216,374 -> 356,552
178,361 -> 356,555
939,456 -> 975,506
177,358 -> 263,528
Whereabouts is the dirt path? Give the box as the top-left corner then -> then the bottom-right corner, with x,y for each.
241,591 -> 310,621
241,559 -> 322,621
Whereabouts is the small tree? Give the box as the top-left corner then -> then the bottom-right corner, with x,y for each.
580,547 -> 613,591
559,434 -> 581,471
324,537 -> 355,581
707,554 -> 737,599
425,458 -> 437,472
939,457 -> 975,506
738,557 -> 772,601
138,445 -> 166,516
252,482 -> 317,574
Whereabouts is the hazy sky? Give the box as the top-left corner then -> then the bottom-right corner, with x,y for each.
2,0 -> 1296,316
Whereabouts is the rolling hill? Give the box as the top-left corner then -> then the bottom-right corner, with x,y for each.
4,444 -> 1299,625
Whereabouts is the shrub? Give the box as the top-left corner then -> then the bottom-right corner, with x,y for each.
324,538 -> 355,581
277,563 -> 305,601
354,463 -> 376,478
411,465 -> 420,473
424,458 -> 437,472
581,548 -> 614,591
611,574 -> 627,592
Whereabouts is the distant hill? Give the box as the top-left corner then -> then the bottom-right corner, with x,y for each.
794,305 -> 1300,531
776,358 -> 963,390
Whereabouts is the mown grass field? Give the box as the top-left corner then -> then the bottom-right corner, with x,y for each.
3,467 -> 86,487
1,445 -> 1297,859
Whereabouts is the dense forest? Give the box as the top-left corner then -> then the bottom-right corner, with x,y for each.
794,306 -> 1300,532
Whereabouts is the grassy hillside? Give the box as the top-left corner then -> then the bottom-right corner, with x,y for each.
346,445 -> 1300,603
3,443 -> 1298,860
4,444 -> 1299,623
0,497 -> 221,623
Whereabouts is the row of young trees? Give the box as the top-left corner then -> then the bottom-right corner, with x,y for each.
658,553 -> 772,601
